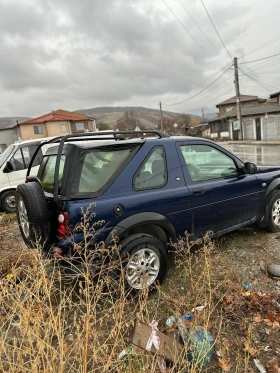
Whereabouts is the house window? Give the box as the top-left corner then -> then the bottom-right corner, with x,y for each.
33,125 -> 43,134
211,123 -> 218,133
71,122 -> 88,132
60,124 -> 68,133
220,122 -> 229,132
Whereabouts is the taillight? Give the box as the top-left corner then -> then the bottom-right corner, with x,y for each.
57,212 -> 70,239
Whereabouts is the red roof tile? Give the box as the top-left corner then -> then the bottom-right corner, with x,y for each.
19,110 -> 90,125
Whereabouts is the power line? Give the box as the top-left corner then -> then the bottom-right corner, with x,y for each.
162,0 -> 212,58
241,56 -> 280,78
163,62 -> 232,104
247,56 -> 280,72
238,52 -> 280,65
177,0 -> 226,64
239,35 -> 280,59
164,66 -> 231,106
239,68 -> 280,92
200,0 -> 232,61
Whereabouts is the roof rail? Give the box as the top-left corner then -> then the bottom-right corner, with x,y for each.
53,131 -> 168,202
26,130 -> 169,203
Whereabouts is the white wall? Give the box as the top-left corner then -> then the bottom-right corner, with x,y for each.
0,128 -> 18,149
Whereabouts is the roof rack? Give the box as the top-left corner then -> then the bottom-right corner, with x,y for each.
26,130 -> 169,202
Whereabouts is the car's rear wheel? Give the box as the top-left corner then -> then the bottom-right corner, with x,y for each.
119,234 -> 168,291
1,190 -> 16,213
266,190 -> 280,233
16,182 -> 52,249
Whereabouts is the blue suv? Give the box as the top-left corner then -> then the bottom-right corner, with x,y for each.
15,131 -> 280,290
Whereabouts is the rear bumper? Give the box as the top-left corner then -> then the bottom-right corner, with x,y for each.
54,226 -> 113,253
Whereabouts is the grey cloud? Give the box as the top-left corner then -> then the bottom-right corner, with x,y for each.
0,0 -> 278,117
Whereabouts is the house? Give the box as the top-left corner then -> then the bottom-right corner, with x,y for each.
209,103 -> 280,141
268,91 -> 280,104
187,123 -> 210,138
216,94 -> 266,116
0,123 -> 19,151
17,109 -> 96,140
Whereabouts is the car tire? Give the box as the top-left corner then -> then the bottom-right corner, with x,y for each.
119,233 -> 168,291
16,182 -> 52,249
1,190 -> 16,213
266,190 -> 280,233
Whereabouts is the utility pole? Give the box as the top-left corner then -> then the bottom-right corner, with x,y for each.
159,102 -> 163,132
234,57 -> 243,140
202,108 -> 205,122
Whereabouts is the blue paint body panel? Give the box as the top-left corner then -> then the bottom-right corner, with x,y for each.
54,137 -> 280,250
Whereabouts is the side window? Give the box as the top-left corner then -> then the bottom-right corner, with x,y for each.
10,149 -> 25,171
9,146 -> 43,171
180,144 -> 238,182
133,147 -> 167,191
24,145 -> 43,167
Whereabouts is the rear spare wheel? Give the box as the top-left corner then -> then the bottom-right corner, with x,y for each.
16,182 -> 51,249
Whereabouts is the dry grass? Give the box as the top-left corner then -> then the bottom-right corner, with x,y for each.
0,212 -> 279,372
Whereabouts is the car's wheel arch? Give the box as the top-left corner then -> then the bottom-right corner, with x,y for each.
259,178 -> 280,226
0,187 -> 16,199
104,212 -> 177,248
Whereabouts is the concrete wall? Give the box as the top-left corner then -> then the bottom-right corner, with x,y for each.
18,123 -> 48,140
18,120 -> 93,140
46,121 -> 70,136
0,128 -> 19,149
243,118 -> 254,140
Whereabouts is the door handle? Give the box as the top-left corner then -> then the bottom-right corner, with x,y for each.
192,188 -> 204,195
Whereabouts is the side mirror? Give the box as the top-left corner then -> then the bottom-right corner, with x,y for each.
244,162 -> 257,175
3,161 -> 14,173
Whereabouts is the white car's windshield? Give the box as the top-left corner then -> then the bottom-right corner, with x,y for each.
0,145 -> 15,168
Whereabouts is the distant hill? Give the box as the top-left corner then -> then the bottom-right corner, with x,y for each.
0,117 -> 30,130
75,106 -> 201,129
189,107 -> 217,122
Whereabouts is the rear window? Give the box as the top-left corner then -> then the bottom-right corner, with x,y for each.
38,155 -> 65,193
78,147 -> 133,193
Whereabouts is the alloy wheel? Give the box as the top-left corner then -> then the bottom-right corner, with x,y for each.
126,248 -> 160,289
18,197 -> 30,238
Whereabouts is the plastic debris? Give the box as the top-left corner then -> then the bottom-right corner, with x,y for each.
191,305 -> 206,312
253,358 -> 267,373
243,282 -> 258,291
182,326 -> 214,368
166,316 -> 176,328
166,314 -> 193,329
118,346 -> 132,360
146,320 -> 160,352
180,314 -> 193,320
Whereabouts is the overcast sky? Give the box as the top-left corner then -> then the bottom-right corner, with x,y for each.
0,0 -> 279,117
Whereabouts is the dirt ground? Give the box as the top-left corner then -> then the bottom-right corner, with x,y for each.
1,214 -> 280,371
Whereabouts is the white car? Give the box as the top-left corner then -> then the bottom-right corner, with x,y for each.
0,138 -> 54,213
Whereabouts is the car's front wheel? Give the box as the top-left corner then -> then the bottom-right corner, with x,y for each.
119,234 -> 168,291
1,190 -> 16,213
266,190 -> 280,233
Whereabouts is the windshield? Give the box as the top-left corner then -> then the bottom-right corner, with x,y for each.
0,145 -> 15,168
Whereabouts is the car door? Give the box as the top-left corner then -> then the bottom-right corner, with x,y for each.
177,142 -> 262,237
